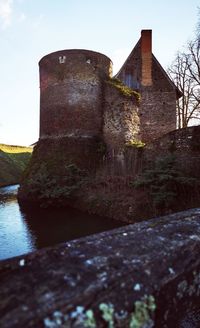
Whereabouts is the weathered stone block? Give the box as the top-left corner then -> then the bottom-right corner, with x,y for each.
1,209 -> 200,327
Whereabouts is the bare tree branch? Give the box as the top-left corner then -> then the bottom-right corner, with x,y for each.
168,47 -> 200,128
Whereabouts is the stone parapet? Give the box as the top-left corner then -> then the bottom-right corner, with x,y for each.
1,209 -> 200,327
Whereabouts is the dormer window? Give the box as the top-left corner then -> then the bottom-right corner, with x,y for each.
59,56 -> 66,64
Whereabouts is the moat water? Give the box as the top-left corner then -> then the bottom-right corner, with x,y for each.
0,185 -> 124,261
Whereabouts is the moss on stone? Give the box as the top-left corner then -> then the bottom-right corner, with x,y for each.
125,140 -> 146,148
106,77 -> 140,103
99,303 -> 114,328
129,295 -> 156,328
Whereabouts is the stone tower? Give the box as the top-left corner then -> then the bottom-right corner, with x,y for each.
39,49 -> 112,139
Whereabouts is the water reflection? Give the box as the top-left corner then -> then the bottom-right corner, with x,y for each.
0,185 -> 36,260
0,185 -> 124,260
20,205 -> 123,250
0,184 -> 19,195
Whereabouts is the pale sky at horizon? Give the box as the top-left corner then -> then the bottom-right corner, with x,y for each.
0,0 -> 199,146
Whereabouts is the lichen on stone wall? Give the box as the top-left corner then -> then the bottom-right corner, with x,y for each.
129,295 -> 156,328
43,295 -> 156,328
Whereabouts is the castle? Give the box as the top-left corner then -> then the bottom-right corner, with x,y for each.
19,30 -> 187,214
39,30 -> 181,155
12,32 -> 200,326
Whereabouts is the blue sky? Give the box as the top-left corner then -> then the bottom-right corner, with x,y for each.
0,0 -> 199,146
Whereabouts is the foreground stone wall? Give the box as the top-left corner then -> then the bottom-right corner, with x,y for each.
1,209 -> 200,327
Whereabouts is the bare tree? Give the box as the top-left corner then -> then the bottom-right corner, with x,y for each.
196,6 -> 200,38
168,8 -> 200,128
168,50 -> 200,128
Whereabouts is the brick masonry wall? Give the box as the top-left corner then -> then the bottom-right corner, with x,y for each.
140,89 -> 176,142
145,126 -> 200,176
139,57 -> 177,142
141,30 -> 152,86
39,50 -> 112,139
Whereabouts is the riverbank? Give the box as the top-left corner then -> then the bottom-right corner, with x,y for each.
0,144 -> 32,187
1,208 -> 200,327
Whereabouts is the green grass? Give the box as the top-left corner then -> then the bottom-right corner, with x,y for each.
0,144 -> 32,153
0,144 -> 32,187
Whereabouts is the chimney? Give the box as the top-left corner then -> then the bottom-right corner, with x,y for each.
141,30 -> 152,86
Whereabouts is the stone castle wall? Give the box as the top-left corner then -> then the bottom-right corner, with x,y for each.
103,83 -> 140,152
18,47 -> 186,219
38,45 -> 178,148
145,125 -> 200,175
39,50 -> 112,139
140,88 -> 176,142
38,49 -> 142,168
139,57 -> 176,142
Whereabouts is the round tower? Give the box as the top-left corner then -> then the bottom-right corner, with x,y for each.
39,49 -> 112,139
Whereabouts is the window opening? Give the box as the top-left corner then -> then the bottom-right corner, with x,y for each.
59,56 -> 66,64
86,59 -> 91,64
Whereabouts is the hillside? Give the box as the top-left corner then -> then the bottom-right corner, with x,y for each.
0,144 -> 32,187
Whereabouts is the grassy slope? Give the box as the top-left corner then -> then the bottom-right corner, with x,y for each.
0,144 -> 32,187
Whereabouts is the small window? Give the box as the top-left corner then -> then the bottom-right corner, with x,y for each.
124,74 -> 132,88
86,58 -> 91,64
59,56 -> 66,64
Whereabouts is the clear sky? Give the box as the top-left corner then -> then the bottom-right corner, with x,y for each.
0,0 -> 199,146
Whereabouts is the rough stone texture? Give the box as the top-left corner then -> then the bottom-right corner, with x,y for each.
103,83 -> 140,152
29,136 -> 104,171
18,125 -> 200,222
39,49 -> 112,139
140,88 -> 176,142
82,125 -> 200,222
17,136 -> 106,207
145,125 -> 200,175
1,209 -> 200,327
